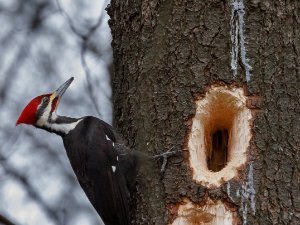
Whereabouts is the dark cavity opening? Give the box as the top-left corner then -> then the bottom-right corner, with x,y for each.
207,129 -> 229,172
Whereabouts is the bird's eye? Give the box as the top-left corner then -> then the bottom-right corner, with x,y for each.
42,97 -> 49,104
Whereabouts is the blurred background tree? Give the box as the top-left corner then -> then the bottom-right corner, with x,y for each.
0,0 -> 112,224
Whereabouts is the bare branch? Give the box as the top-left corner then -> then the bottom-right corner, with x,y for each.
56,0 -> 110,118
0,37 -> 32,104
0,214 -> 18,225
55,0 -> 85,38
0,154 -> 61,225
80,46 -> 103,118
0,1 -> 50,104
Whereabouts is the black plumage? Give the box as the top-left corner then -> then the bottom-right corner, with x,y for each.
62,116 -> 136,225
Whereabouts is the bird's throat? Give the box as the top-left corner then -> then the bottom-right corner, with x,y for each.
37,116 -> 82,136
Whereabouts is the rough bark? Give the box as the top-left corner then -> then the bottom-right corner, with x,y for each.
108,0 -> 300,224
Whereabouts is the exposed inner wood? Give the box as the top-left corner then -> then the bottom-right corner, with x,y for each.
170,198 -> 239,225
188,86 -> 252,187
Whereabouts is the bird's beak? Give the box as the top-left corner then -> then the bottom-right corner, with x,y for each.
54,77 -> 74,99
50,77 -> 74,111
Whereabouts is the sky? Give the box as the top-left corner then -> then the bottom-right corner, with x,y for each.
0,0 -> 112,224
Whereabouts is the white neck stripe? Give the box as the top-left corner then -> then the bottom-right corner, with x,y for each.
44,119 -> 82,134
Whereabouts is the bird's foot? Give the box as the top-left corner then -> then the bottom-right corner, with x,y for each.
152,146 -> 181,173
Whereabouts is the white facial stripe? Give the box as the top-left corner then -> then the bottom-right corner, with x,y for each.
51,112 -> 58,120
44,119 -> 82,134
36,103 -> 52,127
37,102 -> 43,111
112,166 -> 116,173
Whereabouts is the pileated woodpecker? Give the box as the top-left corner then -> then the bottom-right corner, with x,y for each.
16,77 -> 139,225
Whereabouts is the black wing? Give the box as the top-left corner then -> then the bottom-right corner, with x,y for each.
63,117 -> 130,225
100,121 -> 140,191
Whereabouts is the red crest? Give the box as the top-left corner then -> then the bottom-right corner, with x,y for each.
16,94 -> 50,125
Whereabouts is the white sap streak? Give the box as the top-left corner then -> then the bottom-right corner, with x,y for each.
239,163 -> 256,225
248,163 -> 256,214
230,0 -> 252,82
227,181 -> 231,196
230,3 -> 239,78
226,182 -> 234,202
237,2 -> 252,82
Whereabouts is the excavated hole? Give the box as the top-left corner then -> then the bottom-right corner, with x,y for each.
169,198 -> 239,225
208,129 -> 229,172
188,86 -> 252,187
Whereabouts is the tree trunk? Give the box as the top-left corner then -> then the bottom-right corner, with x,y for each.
107,0 -> 299,224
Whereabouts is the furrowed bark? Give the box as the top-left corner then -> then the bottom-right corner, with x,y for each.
108,0 -> 300,224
